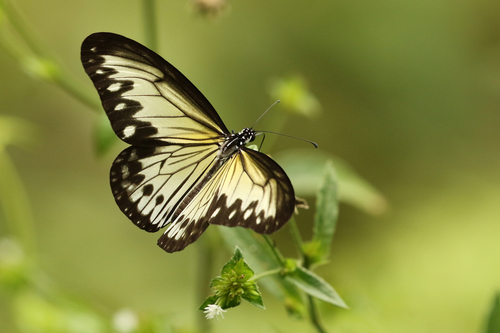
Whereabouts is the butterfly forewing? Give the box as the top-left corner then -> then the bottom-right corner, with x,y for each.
81,32 -> 229,145
81,32 -> 297,253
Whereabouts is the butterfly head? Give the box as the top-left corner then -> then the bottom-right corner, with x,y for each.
237,127 -> 256,146
220,128 -> 256,158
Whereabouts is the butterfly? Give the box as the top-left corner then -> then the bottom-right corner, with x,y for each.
81,32 -> 295,253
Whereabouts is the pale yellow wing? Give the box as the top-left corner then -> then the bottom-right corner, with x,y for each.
81,32 -> 229,146
158,148 -> 295,252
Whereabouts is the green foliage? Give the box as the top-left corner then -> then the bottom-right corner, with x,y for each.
200,247 -> 264,310
217,228 -> 306,317
217,160 -> 348,329
268,75 -> 322,119
13,292 -> 107,333
307,161 -> 339,264
0,117 -> 38,256
485,293 -> 500,333
286,266 -> 347,308
275,148 -> 387,215
0,0 -> 99,110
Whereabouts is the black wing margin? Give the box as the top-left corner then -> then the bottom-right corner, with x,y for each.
81,32 -> 229,145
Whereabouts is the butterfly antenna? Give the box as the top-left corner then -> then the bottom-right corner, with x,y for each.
251,100 -> 281,129
256,130 -> 318,148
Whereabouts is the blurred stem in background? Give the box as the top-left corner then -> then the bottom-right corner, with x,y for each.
0,0 -> 100,111
0,117 -> 37,259
142,0 -> 158,51
485,293 -> 500,333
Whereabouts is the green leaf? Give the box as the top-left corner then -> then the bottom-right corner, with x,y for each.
311,160 -> 339,258
485,293 -> 500,333
286,266 -> 348,308
241,283 -> 265,310
218,228 -> 306,317
198,295 -> 219,311
274,148 -> 388,215
220,246 -> 246,275
201,246 -> 266,310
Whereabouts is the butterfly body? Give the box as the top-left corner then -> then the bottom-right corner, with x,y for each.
218,128 -> 256,158
81,32 -> 294,252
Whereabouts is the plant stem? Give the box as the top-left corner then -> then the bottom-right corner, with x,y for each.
289,217 -> 305,261
0,150 -> 37,258
250,268 -> 282,281
0,0 -> 101,112
295,218 -> 328,333
53,71 -> 102,111
142,0 -> 158,51
196,235 -> 213,333
307,295 -> 328,333
262,235 -> 285,266
1,0 -> 49,57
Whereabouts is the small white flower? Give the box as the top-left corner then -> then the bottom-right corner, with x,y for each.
204,304 -> 227,320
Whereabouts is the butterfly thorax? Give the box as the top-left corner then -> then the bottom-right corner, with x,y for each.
219,128 -> 256,160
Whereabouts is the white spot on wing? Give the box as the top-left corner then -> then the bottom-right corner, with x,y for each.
211,207 -> 221,219
90,47 -> 97,52
128,150 -> 138,162
122,126 -> 136,139
121,165 -> 130,179
243,209 -> 252,220
107,83 -> 122,92
228,210 -> 236,219
115,103 -> 126,111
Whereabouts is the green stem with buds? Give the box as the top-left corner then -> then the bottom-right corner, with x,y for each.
290,218 -> 329,333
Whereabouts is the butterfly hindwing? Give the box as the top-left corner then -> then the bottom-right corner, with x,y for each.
205,148 -> 295,233
110,144 -> 219,233
157,148 -> 294,252
81,32 -> 229,146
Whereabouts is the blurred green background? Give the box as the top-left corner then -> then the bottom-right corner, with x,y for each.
1,0 -> 500,332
